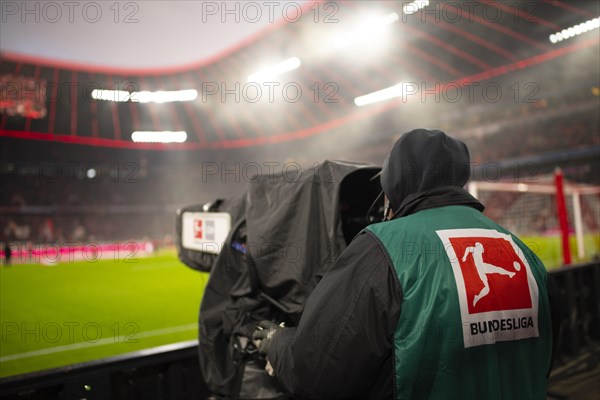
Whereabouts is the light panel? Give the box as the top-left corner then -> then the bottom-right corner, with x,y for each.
332,12 -> 399,49
247,57 -> 301,82
549,17 -> 599,43
131,131 -> 187,143
354,83 -> 405,107
91,89 -> 197,103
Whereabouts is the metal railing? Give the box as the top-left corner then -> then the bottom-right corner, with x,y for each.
548,261 -> 600,384
0,340 -> 208,400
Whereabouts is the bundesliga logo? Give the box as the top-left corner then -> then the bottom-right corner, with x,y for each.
194,220 -> 203,239
193,219 -> 216,241
437,228 -> 540,348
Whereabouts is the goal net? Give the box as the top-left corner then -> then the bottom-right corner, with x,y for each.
468,175 -> 600,269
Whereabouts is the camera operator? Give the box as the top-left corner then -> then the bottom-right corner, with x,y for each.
253,129 -> 560,399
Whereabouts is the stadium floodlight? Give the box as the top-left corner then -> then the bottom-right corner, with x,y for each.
91,89 -> 198,103
247,57 -> 302,82
131,131 -> 187,143
91,89 -> 131,102
549,17 -> 600,43
517,183 -> 528,192
132,90 -> 198,103
332,12 -> 399,49
86,168 -> 97,179
403,0 -> 429,15
354,82 -> 405,107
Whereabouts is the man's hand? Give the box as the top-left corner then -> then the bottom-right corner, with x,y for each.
252,320 -> 284,356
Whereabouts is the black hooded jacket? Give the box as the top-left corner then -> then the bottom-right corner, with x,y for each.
268,129 -> 560,399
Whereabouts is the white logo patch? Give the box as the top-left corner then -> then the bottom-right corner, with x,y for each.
436,228 -> 539,348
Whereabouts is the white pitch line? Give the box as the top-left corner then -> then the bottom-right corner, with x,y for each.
0,323 -> 197,362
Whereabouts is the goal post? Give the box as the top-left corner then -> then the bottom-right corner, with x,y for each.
468,171 -> 600,269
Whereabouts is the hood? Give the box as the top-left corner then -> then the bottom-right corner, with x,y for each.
380,128 -> 472,213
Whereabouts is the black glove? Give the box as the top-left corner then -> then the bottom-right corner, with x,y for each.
252,320 -> 284,356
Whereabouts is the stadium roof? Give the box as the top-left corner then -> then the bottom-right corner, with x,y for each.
0,1 -> 312,72
1,0 -> 599,151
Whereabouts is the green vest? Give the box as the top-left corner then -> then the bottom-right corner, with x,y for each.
367,205 -> 552,400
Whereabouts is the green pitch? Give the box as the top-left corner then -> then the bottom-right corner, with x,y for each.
0,250 -> 208,378
521,234 -> 600,270
1,235 -> 598,378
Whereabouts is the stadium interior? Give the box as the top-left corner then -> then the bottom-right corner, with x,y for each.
0,1 -> 599,399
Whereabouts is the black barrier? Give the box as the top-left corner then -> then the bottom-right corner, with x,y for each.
550,261 -> 600,360
0,340 -> 209,400
0,263 -> 598,399
548,261 -> 600,386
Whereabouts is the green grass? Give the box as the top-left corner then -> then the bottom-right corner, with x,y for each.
1,234 -> 597,378
0,250 -> 208,378
520,234 -> 600,270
